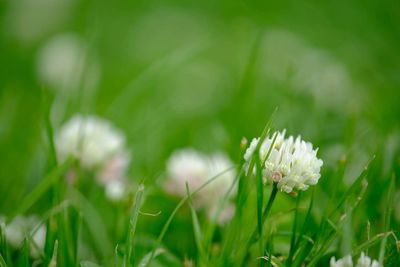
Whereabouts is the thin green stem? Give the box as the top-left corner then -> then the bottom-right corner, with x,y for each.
125,185 -> 145,267
241,183 -> 278,267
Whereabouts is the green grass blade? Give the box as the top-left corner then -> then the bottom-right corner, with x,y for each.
107,44 -> 204,117
354,232 -> 393,256
294,189 -> 314,251
245,109 -> 278,178
0,222 -> 9,266
125,184 -> 145,267
379,175 -> 396,264
328,156 -> 375,219
68,188 -> 113,260
255,152 -> 265,266
144,167 -> 235,267
9,158 -> 74,221
18,239 -> 31,267
137,249 -> 165,267
204,168 -> 242,255
185,183 -> 206,265
287,192 -> 302,266
307,176 -> 369,266
48,240 -> 58,267
42,88 -> 58,168
0,253 -> 7,267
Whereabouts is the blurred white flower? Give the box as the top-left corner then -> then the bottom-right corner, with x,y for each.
6,0 -> 76,44
55,115 -> 130,184
105,180 -> 127,202
330,255 -> 353,267
5,215 -> 46,258
356,252 -> 381,267
244,130 -> 323,193
330,252 -> 381,267
36,33 -> 100,92
207,203 -> 235,226
166,148 -> 236,208
259,30 -> 363,112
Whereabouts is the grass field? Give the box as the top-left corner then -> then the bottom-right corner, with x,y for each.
0,0 -> 399,266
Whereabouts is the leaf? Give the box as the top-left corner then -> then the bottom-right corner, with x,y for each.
255,151 -> 265,263
48,240 -> 58,267
0,254 -> 7,267
68,188 -> 113,259
379,175 -> 396,264
354,232 -> 393,256
144,167 -> 235,267
185,183 -> 206,264
9,158 -> 74,221
125,184 -> 145,267
287,192 -> 302,266
138,249 -> 165,267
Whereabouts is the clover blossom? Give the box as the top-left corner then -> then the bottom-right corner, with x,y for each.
330,252 -> 381,267
244,130 -> 323,193
56,115 -> 131,199
4,215 -> 46,258
166,148 -> 236,208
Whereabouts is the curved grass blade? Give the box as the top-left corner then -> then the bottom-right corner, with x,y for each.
125,184 -> 145,267
0,254 -> 6,267
379,175 -> 396,264
185,183 -> 206,265
144,167 -> 235,267
48,240 -> 58,267
307,175 -> 369,266
9,158 -> 74,221
255,152 -> 265,266
107,44 -> 205,117
137,248 -> 164,267
287,192 -> 302,266
354,232 -> 394,256
68,188 -> 113,259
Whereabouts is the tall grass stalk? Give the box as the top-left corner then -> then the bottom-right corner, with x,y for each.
125,184 -> 145,267
378,175 -> 395,264
144,167 -> 236,267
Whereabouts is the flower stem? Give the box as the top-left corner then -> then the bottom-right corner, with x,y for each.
241,183 -> 278,267
262,183 -> 278,222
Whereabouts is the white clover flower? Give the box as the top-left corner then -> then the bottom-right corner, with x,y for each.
37,33 -> 100,92
259,30 -> 363,111
166,148 -> 236,208
105,180 -> 127,202
330,255 -> 353,267
244,130 -> 323,193
5,215 -> 46,258
356,252 -> 381,267
330,252 -> 381,267
207,203 -> 235,226
7,0 -> 76,44
55,115 -> 130,184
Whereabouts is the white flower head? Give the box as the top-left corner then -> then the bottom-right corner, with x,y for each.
56,115 -> 130,184
105,180 -> 127,202
37,33 -> 100,93
207,203 -> 235,226
5,215 -> 46,258
356,252 -> 381,267
330,255 -> 353,267
244,130 -> 323,193
166,148 -> 236,208
330,253 -> 381,267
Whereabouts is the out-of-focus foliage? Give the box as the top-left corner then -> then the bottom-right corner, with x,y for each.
0,0 -> 399,266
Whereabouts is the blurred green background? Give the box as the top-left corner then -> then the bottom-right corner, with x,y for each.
0,0 -> 399,264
